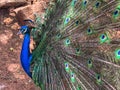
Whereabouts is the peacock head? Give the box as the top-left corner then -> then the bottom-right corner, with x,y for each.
17,25 -> 30,35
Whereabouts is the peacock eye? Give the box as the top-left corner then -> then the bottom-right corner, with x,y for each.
71,0 -> 77,6
96,74 -> 102,84
73,0 -> 77,5
71,74 -> 74,77
70,72 -> 75,83
113,9 -> 120,19
95,2 -> 100,8
57,33 -> 61,38
75,20 -> 79,25
76,48 -> 79,52
113,4 -> 120,19
65,17 -> 70,24
118,50 -> 120,55
97,75 -> 101,80
115,49 -> 120,60
87,28 -> 92,34
100,32 -> 111,44
100,34 -> 107,42
88,28 -> 91,32
71,72 -> 75,79
76,48 -> 80,55
65,62 -> 70,72
83,0 -> 87,5
88,60 -> 91,64
101,34 -> 106,40
64,62 -> 70,72
87,59 -> 92,68
114,9 -> 119,16
65,63 -> 68,68
65,38 -> 71,45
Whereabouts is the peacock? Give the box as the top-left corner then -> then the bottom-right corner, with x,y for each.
18,0 -> 120,90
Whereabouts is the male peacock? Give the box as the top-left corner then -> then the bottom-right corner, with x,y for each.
19,0 -> 120,90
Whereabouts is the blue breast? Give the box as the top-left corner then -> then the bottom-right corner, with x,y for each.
20,33 -> 32,78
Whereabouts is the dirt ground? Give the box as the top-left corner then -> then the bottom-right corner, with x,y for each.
0,8 -> 40,90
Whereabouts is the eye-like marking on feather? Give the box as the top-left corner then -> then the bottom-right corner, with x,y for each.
114,49 -> 120,61
82,0 -> 88,8
65,62 -> 70,73
87,59 -> 92,68
70,72 -> 75,83
87,28 -> 93,35
93,1 -> 101,13
56,33 -> 61,39
75,48 -> 81,56
64,38 -> 71,46
75,20 -> 79,25
95,1 -> 101,8
99,33 -> 110,44
113,5 -> 120,20
64,17 -> 71,25
100,34 -> 107,43
71,0 -> 77,7
96,74 -> 102,85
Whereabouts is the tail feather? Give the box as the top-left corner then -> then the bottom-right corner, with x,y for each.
30,0 -> 120,90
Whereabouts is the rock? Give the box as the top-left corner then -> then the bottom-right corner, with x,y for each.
10,47 -> 14,51
15,5 -> 34,25
15,1 -> 48,25
32,1 -> 47,14
9,7 -> 16,17
11,22 -> 20,30
3,17 -> 13,25
9,12 -> 16,17
0,0 -> 27,8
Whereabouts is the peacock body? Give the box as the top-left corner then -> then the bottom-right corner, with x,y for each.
19,0 -> 120,90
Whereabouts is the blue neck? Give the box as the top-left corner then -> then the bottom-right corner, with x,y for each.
20,33 -> 32,78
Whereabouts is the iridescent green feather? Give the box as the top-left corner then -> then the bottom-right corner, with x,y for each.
30,0 -> 120,90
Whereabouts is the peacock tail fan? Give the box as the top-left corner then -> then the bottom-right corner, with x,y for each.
30,0 -> 120,90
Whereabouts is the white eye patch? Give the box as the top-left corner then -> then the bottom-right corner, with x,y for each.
22,28 -> 27,34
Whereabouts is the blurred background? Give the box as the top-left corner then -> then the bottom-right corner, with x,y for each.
0,0 -> 49,90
